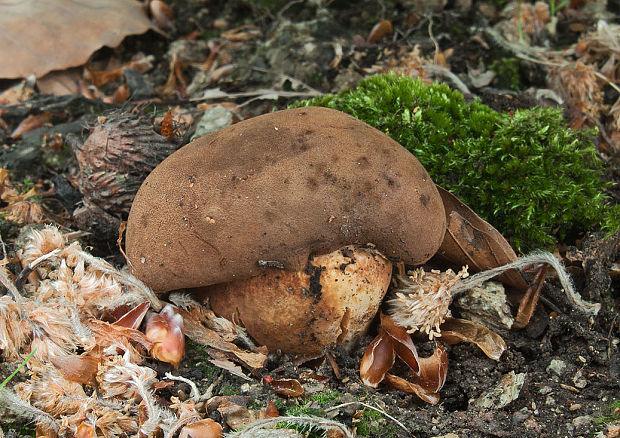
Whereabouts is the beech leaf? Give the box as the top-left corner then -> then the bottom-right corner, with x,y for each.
435,185 -> 529,291
439,317 -> 506,361
0,0 -> 152,79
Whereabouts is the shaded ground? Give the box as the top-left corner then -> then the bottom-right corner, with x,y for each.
0,1 -> 618,437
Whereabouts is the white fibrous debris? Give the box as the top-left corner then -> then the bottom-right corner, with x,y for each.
388,267 -> 468,339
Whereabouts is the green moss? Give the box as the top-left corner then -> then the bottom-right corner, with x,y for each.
290,73 -> 619,251
490,57 -> 521,91
356,408 -> 397,437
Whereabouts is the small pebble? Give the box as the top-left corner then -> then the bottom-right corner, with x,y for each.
570,403 -> 582,411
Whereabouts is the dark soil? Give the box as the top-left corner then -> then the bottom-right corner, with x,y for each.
1,1 -> 618,437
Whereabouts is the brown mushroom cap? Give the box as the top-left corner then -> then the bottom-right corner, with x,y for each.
126,107 -> 445,292
196,246 -> 393,355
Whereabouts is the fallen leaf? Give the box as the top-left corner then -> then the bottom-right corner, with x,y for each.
11,113 -> 52,139
435,185 -> 529,291
0,0 -> 153,79
114,301 -> 150,330
367,20 -> 393,43
265,377 -> 304,397
439,317 -> 506,360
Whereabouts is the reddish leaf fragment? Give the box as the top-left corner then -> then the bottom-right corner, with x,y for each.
11,112 -> 52,139
264,401 -> 279,418
160,109 -> 174,141
411,344 -> 448,394
384,373 -> 440,405
114,301 -> 150,329
265,378 -> 304,397
380,313 -> 420,375
360,329 -> 395,388
367,20 -> 393,43
150,0 -> 174,31
439,317 -> 506,361
50,353 -> 99,385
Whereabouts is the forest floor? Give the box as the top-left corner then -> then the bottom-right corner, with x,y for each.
0,1 -> 619,437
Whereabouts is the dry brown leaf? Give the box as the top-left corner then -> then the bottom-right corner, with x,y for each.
37,69 -> 83,96
264,377 -> 304,397
439,317 -> 506,361
11,113 -> 52,139
435,185 -> 529,291
0,0 -> 153,79
367,20 -> 393,44
50,353 -> 100,386
178,306 -> 267,370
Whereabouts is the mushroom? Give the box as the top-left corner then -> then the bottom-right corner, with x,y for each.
126,107 -> 446,354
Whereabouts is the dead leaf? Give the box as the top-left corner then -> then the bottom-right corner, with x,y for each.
0,0 -> 153,79
264,377 -> 304,397
113,301 -> 150,330
367,20 -> 393,44
11,113 -> 52,139
149,0 -> 174,31
435,185 -> 529,291
37,69 -> 83,96
439,317 -> 506,360
50,353 -> 100,385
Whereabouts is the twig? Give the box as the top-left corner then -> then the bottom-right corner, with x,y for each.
421,64 -> 471,95
14,248 -> 62,291
326,401 -> 411,436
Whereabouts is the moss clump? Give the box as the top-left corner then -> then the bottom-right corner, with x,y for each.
490,57 -> 521,90
291,73 -> 619,251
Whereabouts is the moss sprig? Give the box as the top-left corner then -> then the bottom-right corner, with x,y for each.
291,73 -> 619,251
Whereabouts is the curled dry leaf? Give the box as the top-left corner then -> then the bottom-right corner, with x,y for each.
435,185 -> 528,291
145,304 -> 185,367
359,329 -> 395,388
149,0 -> 174,31
10,112 -> 53,139
367,20 -> 393,44
439,317 -> 506,361
264,377 -> 305,397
